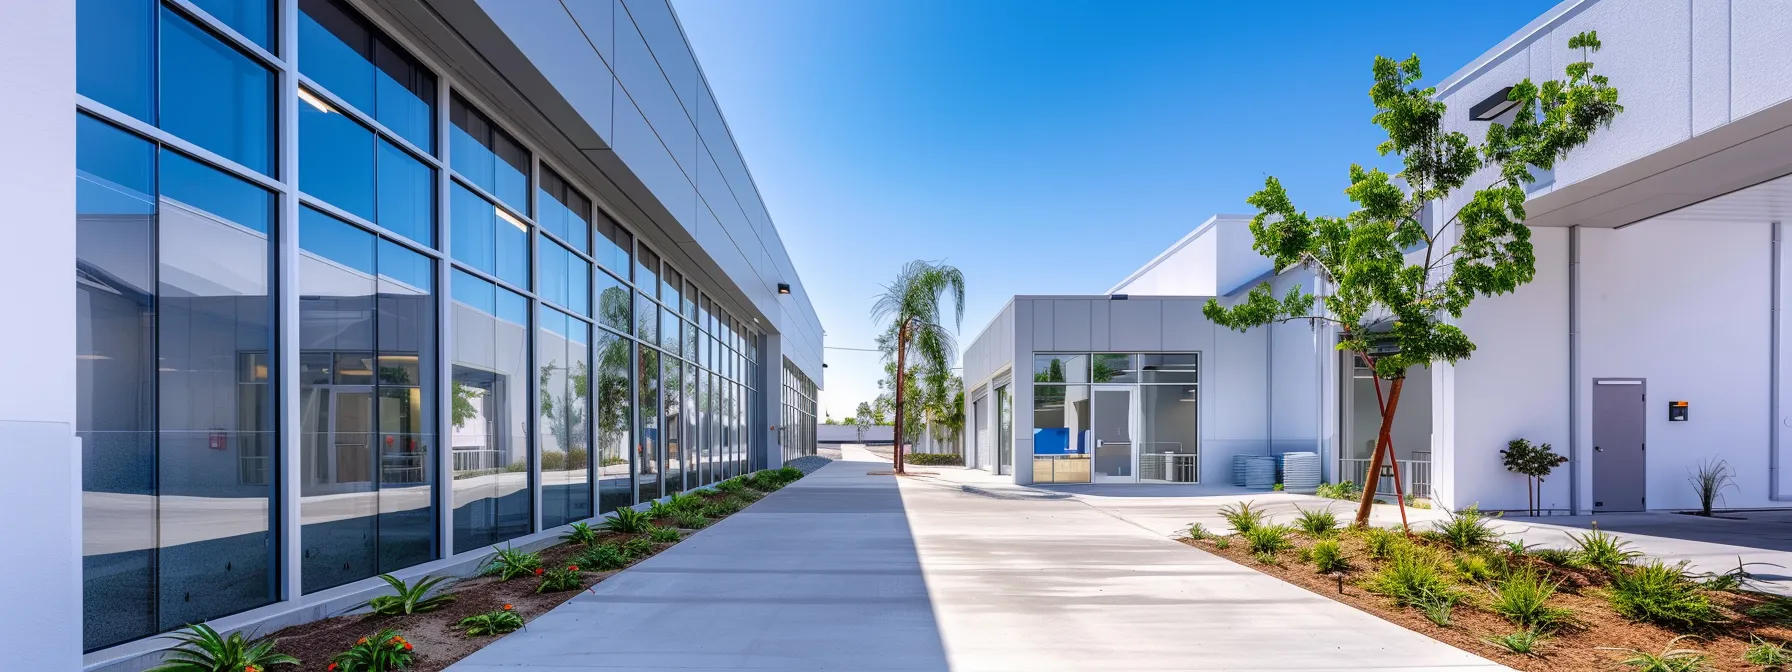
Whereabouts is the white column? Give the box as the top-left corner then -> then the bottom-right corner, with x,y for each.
0,0 -> 80,667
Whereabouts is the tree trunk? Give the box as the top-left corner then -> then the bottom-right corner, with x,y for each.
893,323 -> 909,475
1354,377 -> 1405,527
1527,477 -> 1535,517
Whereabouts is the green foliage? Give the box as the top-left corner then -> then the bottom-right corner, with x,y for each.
1607,636 -> 1711,672
1214,536 -> 1231,550
330,629 -> 414,672
1315,481 -> 1362,501
1533,547 -> 1578,566
1219,501 -> 1266,534
1186,522 -> 1213,540
872,260 -> 966,464
1745,637 -> 1792,669
145,623 -> 299,672
1502,438 -> 1568,515
1292,506 -> 1339,538
715,477 -> 748,494
1607,561 -> 1724,630
1502,539 -> 1540,557
1417,590 -> 1462,627
362,574 -> 455,616
647,525 -> 682,543
1432,505 -> 1501,549
672,510 -> 710,529
904,452 -> 964,466
1569,528 -> 1641,573
646,499 -> 677,519
1242,525 -> 1293,555
602,507 -> 653,534
1306,538 -> 1349,573
1694,557 -> 1781,592
621,537 -> 654,559
576,543 -> 630,571
456,608 -> 524,637
1484,629 -> 1546,656
1454,554 -> 1497,583
1488,566 -> 1573,630
1688,459 -> 1736,517
1252,551 -> 1279,565
480,545 -> 542,582
1366,544 -> 1459,610
536,564 -> 584,593
561,521 -> 602,546
1748,597 -> 1792,623
1272,482 -> 1285,492
1363,526 -> 1407,560
704,498 -> 746,518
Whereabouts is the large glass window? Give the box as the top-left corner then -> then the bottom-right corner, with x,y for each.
78,0 -> 156,121
636,346 -> 661,502
161,9 -> 275,175
449,94 -> 528,214
539,307 -> 591,529
661,306 -> 681,355
596,269 -> 630,334
298,208 -> 438,593
1033,354 -> 1089,383
299,93 -> 435,245
298,0 -> 435,151
594,329 -> 633,512
1091,353 -> 1137,383
448,270 -> 530,553
77,116 -> 280,651
635,291 -> 658,344
1032,385 -> 1091,484
685,361 -> 700,486
636,247 -> 659,296
594,212 -> 630,280
538,167 -> 591,253
450,183 -> 528,289
191,0 -> 274,50
540,239 -> 590,316
996,385 -> 1013,476
663,361 -> 683,494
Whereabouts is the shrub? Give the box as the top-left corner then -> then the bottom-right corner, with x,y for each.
362,574 -> 455,616
1502,539 -> 1539,557
330,629 -> 414,672
1606,636 -> 1711,672
1455,554 -> 1498,583
672,510 -> 710,529
1242,525 -> 1293,555
480,545 -> 542,582
1488,566 -> 1573,630
1253,551 -> 1279,565
560,521 -> 601,546
666,492 -> 706,514
715,477 -> 748,494
1214,536 -> 1232,550
1570,528 -> 1642,573
1219,501 -> 1265,534
772,466 -> 804,482
456,606 -> 523,637
145,623 -> 298,672
1688,459 -> 1735,517
1363,527 -> 1406,560
1366,545 -> 1458,609
704,498 -> 746,517
1186,522 -> 1213,540
536,564 -> 584,593
1484,629 -> 1546,656
904,452 -> 964,466
1748,597 -> 1792,623
1316,481 -> 1361,501
621,537 -> 654,559
1292,506 -> 1339,537
1533,547 -> 1578,566
1433,505 -> 1501,549
1306,538 -> 1348,573
646,499 -> 677,519
577,543 -> 630,571
1607,561 -> 1724,630
1745,637 -> 1792,669
1272,482 -> 1285,492
602,507 -> 653,534
648,525 -> 682,543
1416,590 -> 1462,627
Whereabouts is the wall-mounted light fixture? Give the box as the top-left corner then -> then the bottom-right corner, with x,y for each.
1469,85 -> 1518,121
777,283 -> 791,294
1109,294 -> 1128,301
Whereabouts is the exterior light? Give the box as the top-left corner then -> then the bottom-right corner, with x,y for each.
1109,294 -> 1128,300
1469,86 -> 1518,121
777,283 -> 791,294
297,88 -> 334,113
496,208 -> 527,232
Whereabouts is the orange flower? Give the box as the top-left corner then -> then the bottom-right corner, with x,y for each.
567,565 -> 579,571
357,637 -> 369,645
534,567 -> 545,576
503,603 -> 514,611
327,664 -> 338,672
404,641 -> 414,651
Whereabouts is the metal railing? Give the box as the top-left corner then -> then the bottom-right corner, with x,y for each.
1339,452 -> 1431,498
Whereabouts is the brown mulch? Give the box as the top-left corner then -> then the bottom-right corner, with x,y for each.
1184,530 -> 1792,671
266,489 -> 753,671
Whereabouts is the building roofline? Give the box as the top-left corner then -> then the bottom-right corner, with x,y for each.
1435,0 -> 1594,99
1105,214 -> 1252,295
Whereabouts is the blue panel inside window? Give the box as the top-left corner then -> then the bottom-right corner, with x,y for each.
450,95 -> 529,214
495,207 -> 529,289
497,286 -> 528,325
297,0 -> 374,112
76,115 -> 156,214
569,254 -> 591,317
191,0 -> 274,50
539,305 -> 567,336
378,238 -> 432,290
299,94 -> 375,219
160,151 -> 274,234
299,206 -> 374,274
449,183 -> 495,274
451,268 -> 495,314
160,9 -> 274,175
375,41 -> 435,152
540,240 -> 569,308
376,139 -> 433,246
78,0 -> 155,122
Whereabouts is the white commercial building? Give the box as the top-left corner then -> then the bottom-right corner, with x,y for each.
962,0 -> 1792,518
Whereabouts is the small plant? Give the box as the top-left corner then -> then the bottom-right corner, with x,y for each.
672,510 -> 710,529
715,477 -> 748,493
1433,505 -> 1501,549
1186,522 -> 1212,540
1502,539 -> 1539,557
1695,557 -> 1782,592
1688,459 -> 1736,517
1214,536 -> 1232,550
330,629 -> 414,672
1606,636 -> 1711,672
1292,505 -> 1339,537
1242,525 -> 1293,555
1570,528 -> 1642,573
622,536 -> 654,559
1363,527 -> 1406,560
1316,481 -> 1361,501
1501,438 -> 1569,516
362,574 -> 455,616
1219,501 -> 1265,534
648,525 -> 682,543
1488,566 -> 1573,630
705,498 -> 746,517
561,521 -> 602,545
1533,547 -> 1578,566
481,545 -> 543,582
1416,590 -> 1461,627
536,564 -> 584,593
1405,494 -> 1432,509
646,499 -> 677,519
1253,551 -> 1279,565
1484,629 -> 1546,656
577,543 -> 630,571
145,623 -> 298,672
1607,560 -> 1724,630
1749,597 -> 1792,623
667,492 -> 706,513
456,606 -> 523,637
602,507 -> 654,534
1366,545 -> 1458,609
1454,554 -> 1497,583
773,466 -> 804,482
1272,482 -> 1285,492
1306,538 -> 1348,573
1745,637 -> 1792,670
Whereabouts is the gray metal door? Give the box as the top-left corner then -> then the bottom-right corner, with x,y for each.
1592,379 -> 1647,512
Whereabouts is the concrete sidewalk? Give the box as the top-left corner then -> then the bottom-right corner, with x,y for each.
449,448 -> 1505,670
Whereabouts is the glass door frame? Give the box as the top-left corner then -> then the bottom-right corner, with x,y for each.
1090,384 -> 1139,484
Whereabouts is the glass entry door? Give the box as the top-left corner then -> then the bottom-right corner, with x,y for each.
1091,386 -> 1137,483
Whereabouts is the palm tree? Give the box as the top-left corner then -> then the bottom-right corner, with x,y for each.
872,260 -> 965,474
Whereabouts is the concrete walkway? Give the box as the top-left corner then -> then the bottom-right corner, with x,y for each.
449,448 -> 1505,670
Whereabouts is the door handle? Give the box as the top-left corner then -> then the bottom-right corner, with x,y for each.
1595,446 -> 1603,452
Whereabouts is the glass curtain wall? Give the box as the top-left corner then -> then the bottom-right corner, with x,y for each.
76,0 -> 766,653
781,361 -> 817,463
1030,353 -> 1199,484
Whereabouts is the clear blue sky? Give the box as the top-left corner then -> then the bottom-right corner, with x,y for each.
669,0 -> 1563,419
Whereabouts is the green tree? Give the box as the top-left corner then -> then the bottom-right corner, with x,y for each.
872,260 -> 965,474
1203,32 -> 1621,527
1501,438 -> 1567,516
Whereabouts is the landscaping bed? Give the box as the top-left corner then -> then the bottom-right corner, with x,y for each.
148,468 -> 806,672
1182,504 -> 1792,671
